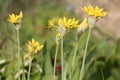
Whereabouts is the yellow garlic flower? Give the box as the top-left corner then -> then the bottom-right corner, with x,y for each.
78,18 -> 88,32
82,5 -> 107,19
28,39 -> 43,54
7,11 -> 23,24
58,17 -> 79,28
48,18 -> 55,28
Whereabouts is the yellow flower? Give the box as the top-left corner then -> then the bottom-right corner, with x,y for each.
24,53 -> 29,60
77,18 -> 88,32
48,18 -> 55,28
56,32 -> 61,40
28,39 -> 43,54
58,17 -> 79,28
18,11 -> 23,19
7,11 -> 23,24
56,32 -> 62,44
82,5 -> 107,19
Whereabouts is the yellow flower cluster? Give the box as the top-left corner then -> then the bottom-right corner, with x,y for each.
7,11 -> 23,24
82,5 -> 107,19
28,39 -> 43,54
58,17 -> 79,28
48,17 -> 79,29
24,39 -> 43,60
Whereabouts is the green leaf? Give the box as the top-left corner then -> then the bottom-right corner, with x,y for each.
42,42 -> 53,79
85,45 -> 97,64
71,65 -> 80,80
111,68 -> 120,80
44,52 -> 53,76
0,59 -> 9,70
116,39 -> 120,54
78,31 -> 88,54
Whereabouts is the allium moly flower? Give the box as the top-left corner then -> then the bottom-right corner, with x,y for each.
77,18 -> 88,33
58,17 -> 79,28
28,39 -> 43,54
7,11 -> 23,24
82,5 -> 107,19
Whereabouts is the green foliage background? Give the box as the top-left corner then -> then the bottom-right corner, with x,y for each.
0,0 -> 120,80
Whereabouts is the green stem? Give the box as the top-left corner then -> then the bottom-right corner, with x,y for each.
53,43 -> 59,79
69,44 -> 78,80
61,38 -> 64,80
100,68 -> 104,80
27,58 -> 32,80
22,58 -> 25,80
17,29 -> 21,80
72,44 -> 78,69
79,28 -> 92,80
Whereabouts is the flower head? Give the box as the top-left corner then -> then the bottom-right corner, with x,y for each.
56,24 -> 66,44
24,53 -> 29,60
7,11 -> 23,24
82,5 -> 107,19
28,39 -> 43,54
58,17 -> 79,28
48,18 -> 55,28
48,17 -> 79,44
77,18 -> 88,32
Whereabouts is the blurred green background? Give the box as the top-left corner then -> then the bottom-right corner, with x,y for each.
0,0 -> 120,80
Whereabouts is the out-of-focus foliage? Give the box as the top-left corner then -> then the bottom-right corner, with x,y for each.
0,0 -> 120,80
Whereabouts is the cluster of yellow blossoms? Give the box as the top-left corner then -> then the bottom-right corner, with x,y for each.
82,5 -> 107,19
48,17 -> 79,29
24,39 -> 43,60
48,17 -> 80,44
7,11 -> 23,24
58,17 -> 79,28
82,5 -> 107,28
48,5 -> 107,44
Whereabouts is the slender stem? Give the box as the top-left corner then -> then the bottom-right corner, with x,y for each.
61,38 -> 64,80
27,58 -> 32,80
79,28 -> 92,80
100,68 -> 104,80
69,44 -> 78,80
72,44 -> 78,69
17,29 -> 21,80
53,43 -> 59,79
22,58 -> 25,80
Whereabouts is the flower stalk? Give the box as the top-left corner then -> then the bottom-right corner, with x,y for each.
53,43 -> 59,79
79,28 -> 92,80
61,38 -> 64,80
69,43 -> 78,80
27,56 -> 32,80
16,28 -> 21,80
